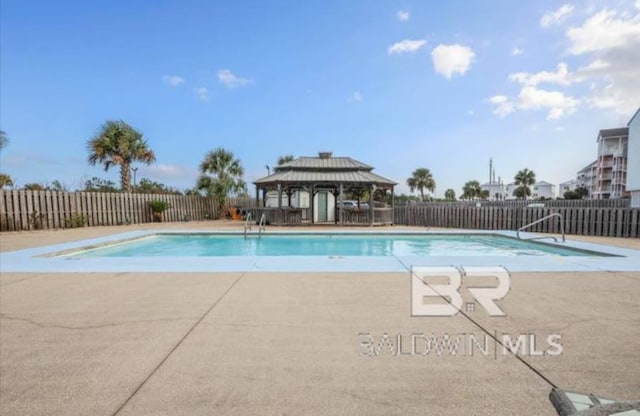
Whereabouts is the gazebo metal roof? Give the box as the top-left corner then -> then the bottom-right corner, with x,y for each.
254,170 -> 396,186
254,153 -> 396,187
275,156 -> 373,171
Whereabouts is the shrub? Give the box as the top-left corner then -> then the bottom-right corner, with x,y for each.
148,200 -> 170,213
64,214 -> 87,228
29,212 -> 44,230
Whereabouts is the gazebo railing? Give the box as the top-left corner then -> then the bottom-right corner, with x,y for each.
246,206 -> 393,226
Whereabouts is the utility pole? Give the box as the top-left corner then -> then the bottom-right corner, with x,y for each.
489,158 -> 493,184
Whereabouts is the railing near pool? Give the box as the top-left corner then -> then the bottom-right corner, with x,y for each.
517,213 -> 566,243
245,207 -> 394,226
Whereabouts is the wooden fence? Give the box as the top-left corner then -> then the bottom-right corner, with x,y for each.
395,205 -> 640,238
1,190 -> 638,237
397,199 -> 631,208
0,190 -> 252,231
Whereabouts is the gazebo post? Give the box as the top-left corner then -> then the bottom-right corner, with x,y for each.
338,183 -> 343,225
255,186 -> 260,208
391,186 -> 395,225
277,184 -> 282,225
309,184 -> 316,224
332,186 -> 339,224
369,184 -> 375,227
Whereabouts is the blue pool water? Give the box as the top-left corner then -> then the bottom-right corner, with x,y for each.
67,233 -> 599,257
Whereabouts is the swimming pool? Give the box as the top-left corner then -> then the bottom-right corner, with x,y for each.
2,230 -> 638,273
68,233 -> 600,258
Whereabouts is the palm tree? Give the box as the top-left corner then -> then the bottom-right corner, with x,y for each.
0,173 -> 13,189
514,168 -> 536,200
0,130 -> 8,151
407,168 -> 436,202
513,186 -> 529,199
197,148 -> 246,218
444,189 -> 456,200
277,155 -> 295,166
462,180 -> 482,200
87,120 -> 156,192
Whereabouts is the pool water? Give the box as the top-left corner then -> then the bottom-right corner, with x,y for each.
68,234 -> 597,257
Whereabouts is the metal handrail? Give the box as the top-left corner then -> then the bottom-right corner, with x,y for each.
517,213 -> 565,243
258,213 -> 266,239
243,212 -> 252,239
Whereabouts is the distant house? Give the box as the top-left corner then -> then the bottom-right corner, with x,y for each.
505,182 -> 518,199
480,181 -> 506,200
593,127 -> 629,199
532,181 -> 556,199
558,179 -> 579,195
576,160 -> 598,197
505,180 -> 556,199
628,108 -> 640,207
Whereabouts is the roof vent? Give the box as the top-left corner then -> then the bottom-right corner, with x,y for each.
318,152 -> 332,159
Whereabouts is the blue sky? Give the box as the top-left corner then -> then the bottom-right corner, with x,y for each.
1,0 -> 639,196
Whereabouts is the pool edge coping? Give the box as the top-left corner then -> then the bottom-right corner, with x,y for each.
1,229 -> 639,273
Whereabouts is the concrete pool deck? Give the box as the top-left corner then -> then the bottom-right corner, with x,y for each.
1,222 -> 639,415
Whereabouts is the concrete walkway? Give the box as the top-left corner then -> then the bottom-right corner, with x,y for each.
1,223 -> 639,415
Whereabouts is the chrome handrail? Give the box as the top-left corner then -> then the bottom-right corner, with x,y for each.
258,213 -> 266,239
243,212 -> 252,239
517,213 -> 565,243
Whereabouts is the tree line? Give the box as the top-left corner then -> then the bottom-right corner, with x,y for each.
0,122 -> 590,214
404,167 -> 588,201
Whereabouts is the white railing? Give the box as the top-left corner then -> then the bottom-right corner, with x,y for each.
243,212 -> 252,239
517,213 -> 565,243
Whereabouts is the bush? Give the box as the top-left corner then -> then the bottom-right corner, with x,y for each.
29,212 -> 44,230
148,200 -> 170,213
64,214 -> 87,228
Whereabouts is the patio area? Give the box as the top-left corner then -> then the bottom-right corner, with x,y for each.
1,223 -> 639,415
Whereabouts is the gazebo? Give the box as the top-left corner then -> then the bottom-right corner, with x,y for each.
251,152 -> 397,226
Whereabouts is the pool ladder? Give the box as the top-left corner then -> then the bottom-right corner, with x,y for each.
244,213 -> 266,239
517,213 -> 566,243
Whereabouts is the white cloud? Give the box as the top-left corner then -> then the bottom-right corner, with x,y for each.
194,87 -> 209,102
566,8 -> 640,55
511,47 -> 524,56
489,95 -> 515,117
217,69 -> 252,89
397,10 -> 410,21
566,6 -> 640,113
350,91 -> 363,102
517,86 -> 579,119
162,75 -> 185,87
430,44 -> 475,79
388,39 -> 427,54
540,4 -> 575,27
508,62 -> 571,86
490,4 -> 640,118
488,85 -> 579,120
